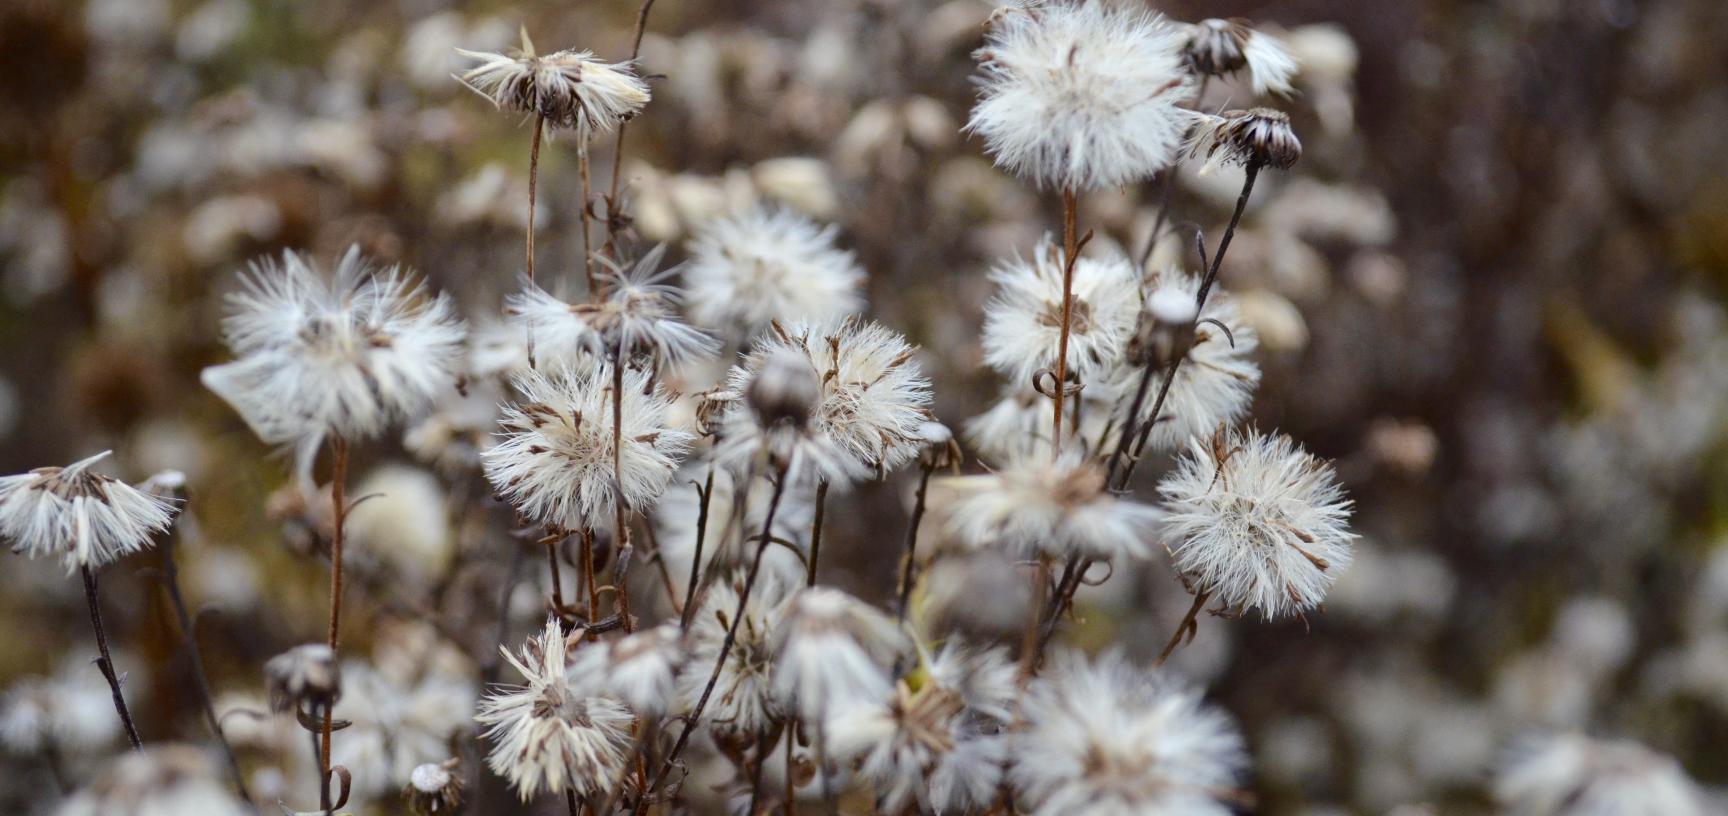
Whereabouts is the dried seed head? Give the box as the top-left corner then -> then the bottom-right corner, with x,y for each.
746,346 -> 823,430
405,759 -> 465,815
1191,108 -> 1303,171
1183,18 -> 1252,76
265,644 -> 341,713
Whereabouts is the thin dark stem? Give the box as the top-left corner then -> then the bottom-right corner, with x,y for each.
805,480 -> 829,587
894,462 -> 936,622
160,528 -> 250,801
612,356 -> 635,632
603,0 -> 659,255
546,534 -> 566,611
567,788 -> 581,816
1136,170 -> 1176,273
321,434 -> 350,794
1118,161 -> 1262,488
679,465 -> 716,629
1034,555 -> 1087,659
1050,190 -> 1079,451
650,462 -> 793,797
747,729 -> 771,815
80,565 -> 141,750
583,529 -> 599,630
1017,556 -> 1051,682
525,114 -> 543,366
1156,589 -> 1212,667
580,146 -> 597,298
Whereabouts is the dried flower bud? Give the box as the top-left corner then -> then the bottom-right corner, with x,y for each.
746,346 -> 821,429
404,759 -> 464,815
265,644 -> 340,714
1184,18 -> 1252,76
1190,108 -> 1302,171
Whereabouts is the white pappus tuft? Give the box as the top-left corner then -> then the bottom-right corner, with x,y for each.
1011,649 -> 1246,816
483,363 -> 694,531
982,238 -> 1143,389
456,30 -> 649,138
676,569 -> 795,737
569,622 -> 685,716
1493,732 -> 1710,816
475,617 -> 634,800
201,246 -> 467,450
932,447 -> 1161,562
0,451 -> 177,572
505,246 -> 716,368
1158,427 -> 1355,619
56,744 -> 251,816
682,207 -> 865,339
967,1 -> 1195,191
771,587 -> 910,720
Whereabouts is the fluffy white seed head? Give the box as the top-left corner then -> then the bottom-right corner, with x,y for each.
55,744 -> 251,816
1188,108 -> 1302,172
475,618 -> 634,800
771,587 -> 909,720
569,622 -> 685,716
483,363 -> 694,531
506,247 -> 716,369
0,451 -> 176,572
932,447 -> 1161,562
981,238 -> 1143,390
683,207 -> 865,339
719,319 -> 933,483
1012,650 -> 1246,816
456,31 -> 649,138
1,657 -> 124,754
331,658 -> 477,802
1158,428 -> 1355,619
676,569 -> 795,737
1493,733 -> 1710,816
1113,270 -> 1260,453
968,1 -> 1195,191
202,246 -> 467,447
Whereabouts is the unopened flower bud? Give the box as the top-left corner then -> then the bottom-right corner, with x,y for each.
265,644 -> 340,714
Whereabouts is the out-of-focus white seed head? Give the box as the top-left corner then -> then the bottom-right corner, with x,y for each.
683,207 -> 864,340
265,643 -> 341,714
1493,733 -> 1710,816
982,238 -> 1143,388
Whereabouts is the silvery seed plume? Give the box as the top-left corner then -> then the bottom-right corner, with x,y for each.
682,206 -> 865,340
1158,427 -> 1355,619
1493,732 -> 1710,816
475,617 -> 634,800
201,246 -> 467,452
982,237 -> 1143,388
1187,108 -> 1303,172
483,362 -> 694,532
569,622 -> 685,716
932,447 -> 1161,562
676,568 -> 795,737
456,29 -> 649,138
505,246 -> 716,368
771,586 -> 909,721
1,656 -> 125,754
332,658 -> 477,802
0,451 -> 176,572
1012,650 -> 1246,816
968,0 -> 1194,191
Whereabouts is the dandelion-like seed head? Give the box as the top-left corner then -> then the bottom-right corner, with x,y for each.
968,1 -> 1194,191
202,246 -> 467,448
0,451 -> 177,572
475,618 -> 634,800
683,207 -> 865,339
457,31 -> 650,138
982,238 -> 1143,387
719,319 -> 933,483
483,363 -> 693,531
506,247 -> 716,368
1189,108 -> 1302,171
677,569 -> 794,737
1012,650 -> 1246,816
1158,427 -> 1355,619
1113,270 -> 1260,453
771,587 -> 909,719
570,622 -> 685,716
1182,19 -> 1298,97
933,447 -> 1161,562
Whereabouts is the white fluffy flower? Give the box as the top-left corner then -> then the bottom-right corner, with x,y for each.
476,618 -> 634,800
933,447 -> 1161,562
1158,428 -> 1355,619
506,247 -> 715,368
0,451 -> 176,571
676,569 -> 794,737
202,246 -> 467,447
968,1 -> 1194,191
1113,270 -> 1260,453
1181,19 -> 1299,97
1493,733 -> 1710,816
457,31 -> 649,137
683,207 -> 865,338
982,238 -> 1143,388
56,745 -> 250,816
719,319 -> 933,483
483,363 -> 694,531
828,643 -> 1017,813
333,659 -> 477,803
772,587 -> 909,720
569,622 -> 685,716
1012,650 -> 1245,816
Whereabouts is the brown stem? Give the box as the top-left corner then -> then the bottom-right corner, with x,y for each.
1156,589 -> 1212,667
650,462 -> 793,797
603,0 -> 660,256
1051,190 -> 1079,451
525,114 -> 543,366
679,465 -> 716,629
567,788 -> 580,816
805,480 -> 829,587
894,462 -> 936,622
579,145 -> 598,299
1018,555 -> 1051,682
1034,554 -> 1085,660
80,565 -> 142,750
546,535 -> 566,611
160,525 -> 251,801
583,529 -> 599,630
321,434 -> 350,786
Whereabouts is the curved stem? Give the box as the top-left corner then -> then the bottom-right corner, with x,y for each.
1156,589 -> 1212,667
894,462 -> 936,622
580,145 -> 597,299
603,0 -> 659,257
612,356 -> 635,632
525,114 -> 543,366
80,565 -> 141,750
679,465 -> 716,629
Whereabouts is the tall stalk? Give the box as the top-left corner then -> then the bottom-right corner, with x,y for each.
1050,190 -> 1080,451
159,524 -> 250,801
320,435 -> 350,787
79,565 -> 141,750
805,480 -> 829,587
